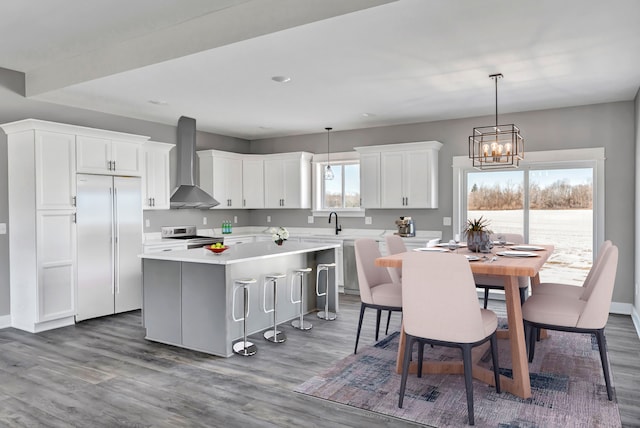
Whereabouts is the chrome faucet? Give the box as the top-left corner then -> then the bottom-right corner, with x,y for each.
329,211 -> 342,235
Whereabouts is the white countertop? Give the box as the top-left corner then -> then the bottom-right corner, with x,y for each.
139,240 -> 339,265
143,226 -> 441,245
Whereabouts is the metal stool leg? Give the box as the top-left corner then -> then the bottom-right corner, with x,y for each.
263,273 -> 286,343
316,263 -> 337,320
290,268 -> 312,330
232,278 -> 257,356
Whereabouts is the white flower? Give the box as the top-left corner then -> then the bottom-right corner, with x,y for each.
272,226 -> 289,242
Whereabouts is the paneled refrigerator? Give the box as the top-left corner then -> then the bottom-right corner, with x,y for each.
76,174 -> 142,321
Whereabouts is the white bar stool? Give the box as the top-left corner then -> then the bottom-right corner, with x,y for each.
232,278 -> 258,356
290,267 -> 313,330
316,262 -> 337,320
263,273 -> 287,343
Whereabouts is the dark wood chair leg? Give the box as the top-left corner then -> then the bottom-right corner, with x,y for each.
398,335 -> 414,408
375,309 -> 382,341
490,332 -> 501,394
417,341 -> 424,378
528,325 -> 537,363
483,288 -> 489,309
354,304 -> 366,354
385,310 -> 392,335
461,344 -> 475,425
595,329 -> 614,400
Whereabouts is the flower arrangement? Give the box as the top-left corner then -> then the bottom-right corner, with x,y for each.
271,227 -> 289,245
463,216 -> 493,236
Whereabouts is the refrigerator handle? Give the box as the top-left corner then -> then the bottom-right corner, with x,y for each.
114,187 -> 120,295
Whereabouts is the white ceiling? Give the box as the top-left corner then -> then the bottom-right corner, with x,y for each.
2,0 -> 640,140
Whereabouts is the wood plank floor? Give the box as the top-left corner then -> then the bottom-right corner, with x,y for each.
0,294 -> 637,427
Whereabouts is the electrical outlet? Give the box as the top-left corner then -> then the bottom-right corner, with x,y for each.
267,215 -> 271,223
203,217 -> 207,225
308,216 -> 314,224
365,217 -> 372,225
234,216 -> 238,224
144,219 -> 150,228
443,217 -> 452,226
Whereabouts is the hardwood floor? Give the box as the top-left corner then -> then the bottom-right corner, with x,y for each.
0,295 -> 637,427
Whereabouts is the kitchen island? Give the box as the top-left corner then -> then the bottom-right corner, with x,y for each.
139,241 -> 340,357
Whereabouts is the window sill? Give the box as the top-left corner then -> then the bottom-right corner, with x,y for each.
311,209 -> 366,218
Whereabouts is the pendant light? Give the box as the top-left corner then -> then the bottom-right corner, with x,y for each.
468,73 -> 524,170
324,127 -> 334,180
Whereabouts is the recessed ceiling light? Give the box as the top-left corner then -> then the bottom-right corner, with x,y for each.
148,99 -> 168,105
271,76 -> 291,83
361,112 -> 376,117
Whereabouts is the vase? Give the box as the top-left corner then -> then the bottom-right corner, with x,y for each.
466,231 -> 492,253
275,239 -> 284,246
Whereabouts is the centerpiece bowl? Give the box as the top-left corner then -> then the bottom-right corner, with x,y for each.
205,245 -> 228,254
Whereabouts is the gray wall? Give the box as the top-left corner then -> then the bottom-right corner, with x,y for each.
0,65 -> 636,315
635,87 -> 640,316
248,101 -> 636,305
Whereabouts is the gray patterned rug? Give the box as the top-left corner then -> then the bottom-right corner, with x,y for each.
295,327 -> 621,427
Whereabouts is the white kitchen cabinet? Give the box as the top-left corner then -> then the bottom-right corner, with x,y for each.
242,156 -> 264,208
1,119 -> 82,332
143,141 -> 174,210
198,150 -> 243,209
355,141 -> 442,209
76,135 -> 144,176
356,151 -> 381,208
263,152 -> 312,209
36,210 -> 77,323
222,235 -> 255,246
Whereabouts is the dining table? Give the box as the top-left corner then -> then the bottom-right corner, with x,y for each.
374,244 -> 554,399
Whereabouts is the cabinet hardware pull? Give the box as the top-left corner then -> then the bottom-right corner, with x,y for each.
112,161 -> 116,170
72,196 -> 76,207
72,213 -> 76,223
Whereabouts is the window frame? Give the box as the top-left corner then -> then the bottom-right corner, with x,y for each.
312,151 -> 365,217
453,148 -> 605,258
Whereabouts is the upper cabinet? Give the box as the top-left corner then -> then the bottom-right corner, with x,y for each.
263,152 -> 312,209
34,131 -> 77,210
77,135 -> 144,176
198,150 -> 244,209
355,141 -> 442,209
242,156 -> 264,209
143,141 -> 174,210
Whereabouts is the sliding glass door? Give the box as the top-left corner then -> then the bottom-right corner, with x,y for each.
466,167 -> 594,285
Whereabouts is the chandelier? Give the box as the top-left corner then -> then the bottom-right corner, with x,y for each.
469,73 -> 524,169
324,127 -> 334,180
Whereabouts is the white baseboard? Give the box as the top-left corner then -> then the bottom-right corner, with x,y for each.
609,301 -> 632,315
631,306 -> 640,340
0,314 -> 11,329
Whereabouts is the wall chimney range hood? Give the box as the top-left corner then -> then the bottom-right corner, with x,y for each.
170,116 -> 220,209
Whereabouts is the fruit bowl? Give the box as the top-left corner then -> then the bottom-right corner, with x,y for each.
205,245 -> 228,254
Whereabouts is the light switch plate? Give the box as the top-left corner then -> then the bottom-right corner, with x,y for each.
443,217 -> 452,226
145,219 -> 150,228
234,216 -> 238,223
365,217 -> 372,225
307,216 -> 314,224
203,217 -> 207,225
267,215 -> 271,223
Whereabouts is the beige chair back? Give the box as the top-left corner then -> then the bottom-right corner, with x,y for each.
385,235 -> 407,282
577,245 -> 618,329
402,252 -> 487,343
354,239 -> 393,305
580,240 -> 612,295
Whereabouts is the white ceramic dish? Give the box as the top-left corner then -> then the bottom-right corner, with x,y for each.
497,251 -> 539,257
413,247 -> 449,253
465,255 -> 480,261
510,245 -> 545,251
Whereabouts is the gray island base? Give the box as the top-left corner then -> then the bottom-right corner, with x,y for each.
140,241 -> 339,357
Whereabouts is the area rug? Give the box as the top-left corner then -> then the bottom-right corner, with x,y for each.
295,328 -> 621,427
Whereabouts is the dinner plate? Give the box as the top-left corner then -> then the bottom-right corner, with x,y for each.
435,242 -> 467,248
492,241 -> 515,246
465,255 -> 480,261
510,245 -> 545,251
497,251 -> 539,257
413,247 -> 449,252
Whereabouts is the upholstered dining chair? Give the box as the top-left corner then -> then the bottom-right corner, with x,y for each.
398,252 -> 501,426
384,234 -> 406,283
532,240 -> 612,299
522,244 -> 618,401
474,233 -> 529,308
353,238 -> 403,354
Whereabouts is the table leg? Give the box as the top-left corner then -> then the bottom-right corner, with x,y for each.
504,275 -> 532,399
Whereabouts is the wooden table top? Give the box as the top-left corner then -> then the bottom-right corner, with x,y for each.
375,244 -> 554,278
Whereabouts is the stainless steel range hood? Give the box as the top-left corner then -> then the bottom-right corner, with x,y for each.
170,116 -> 220,209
